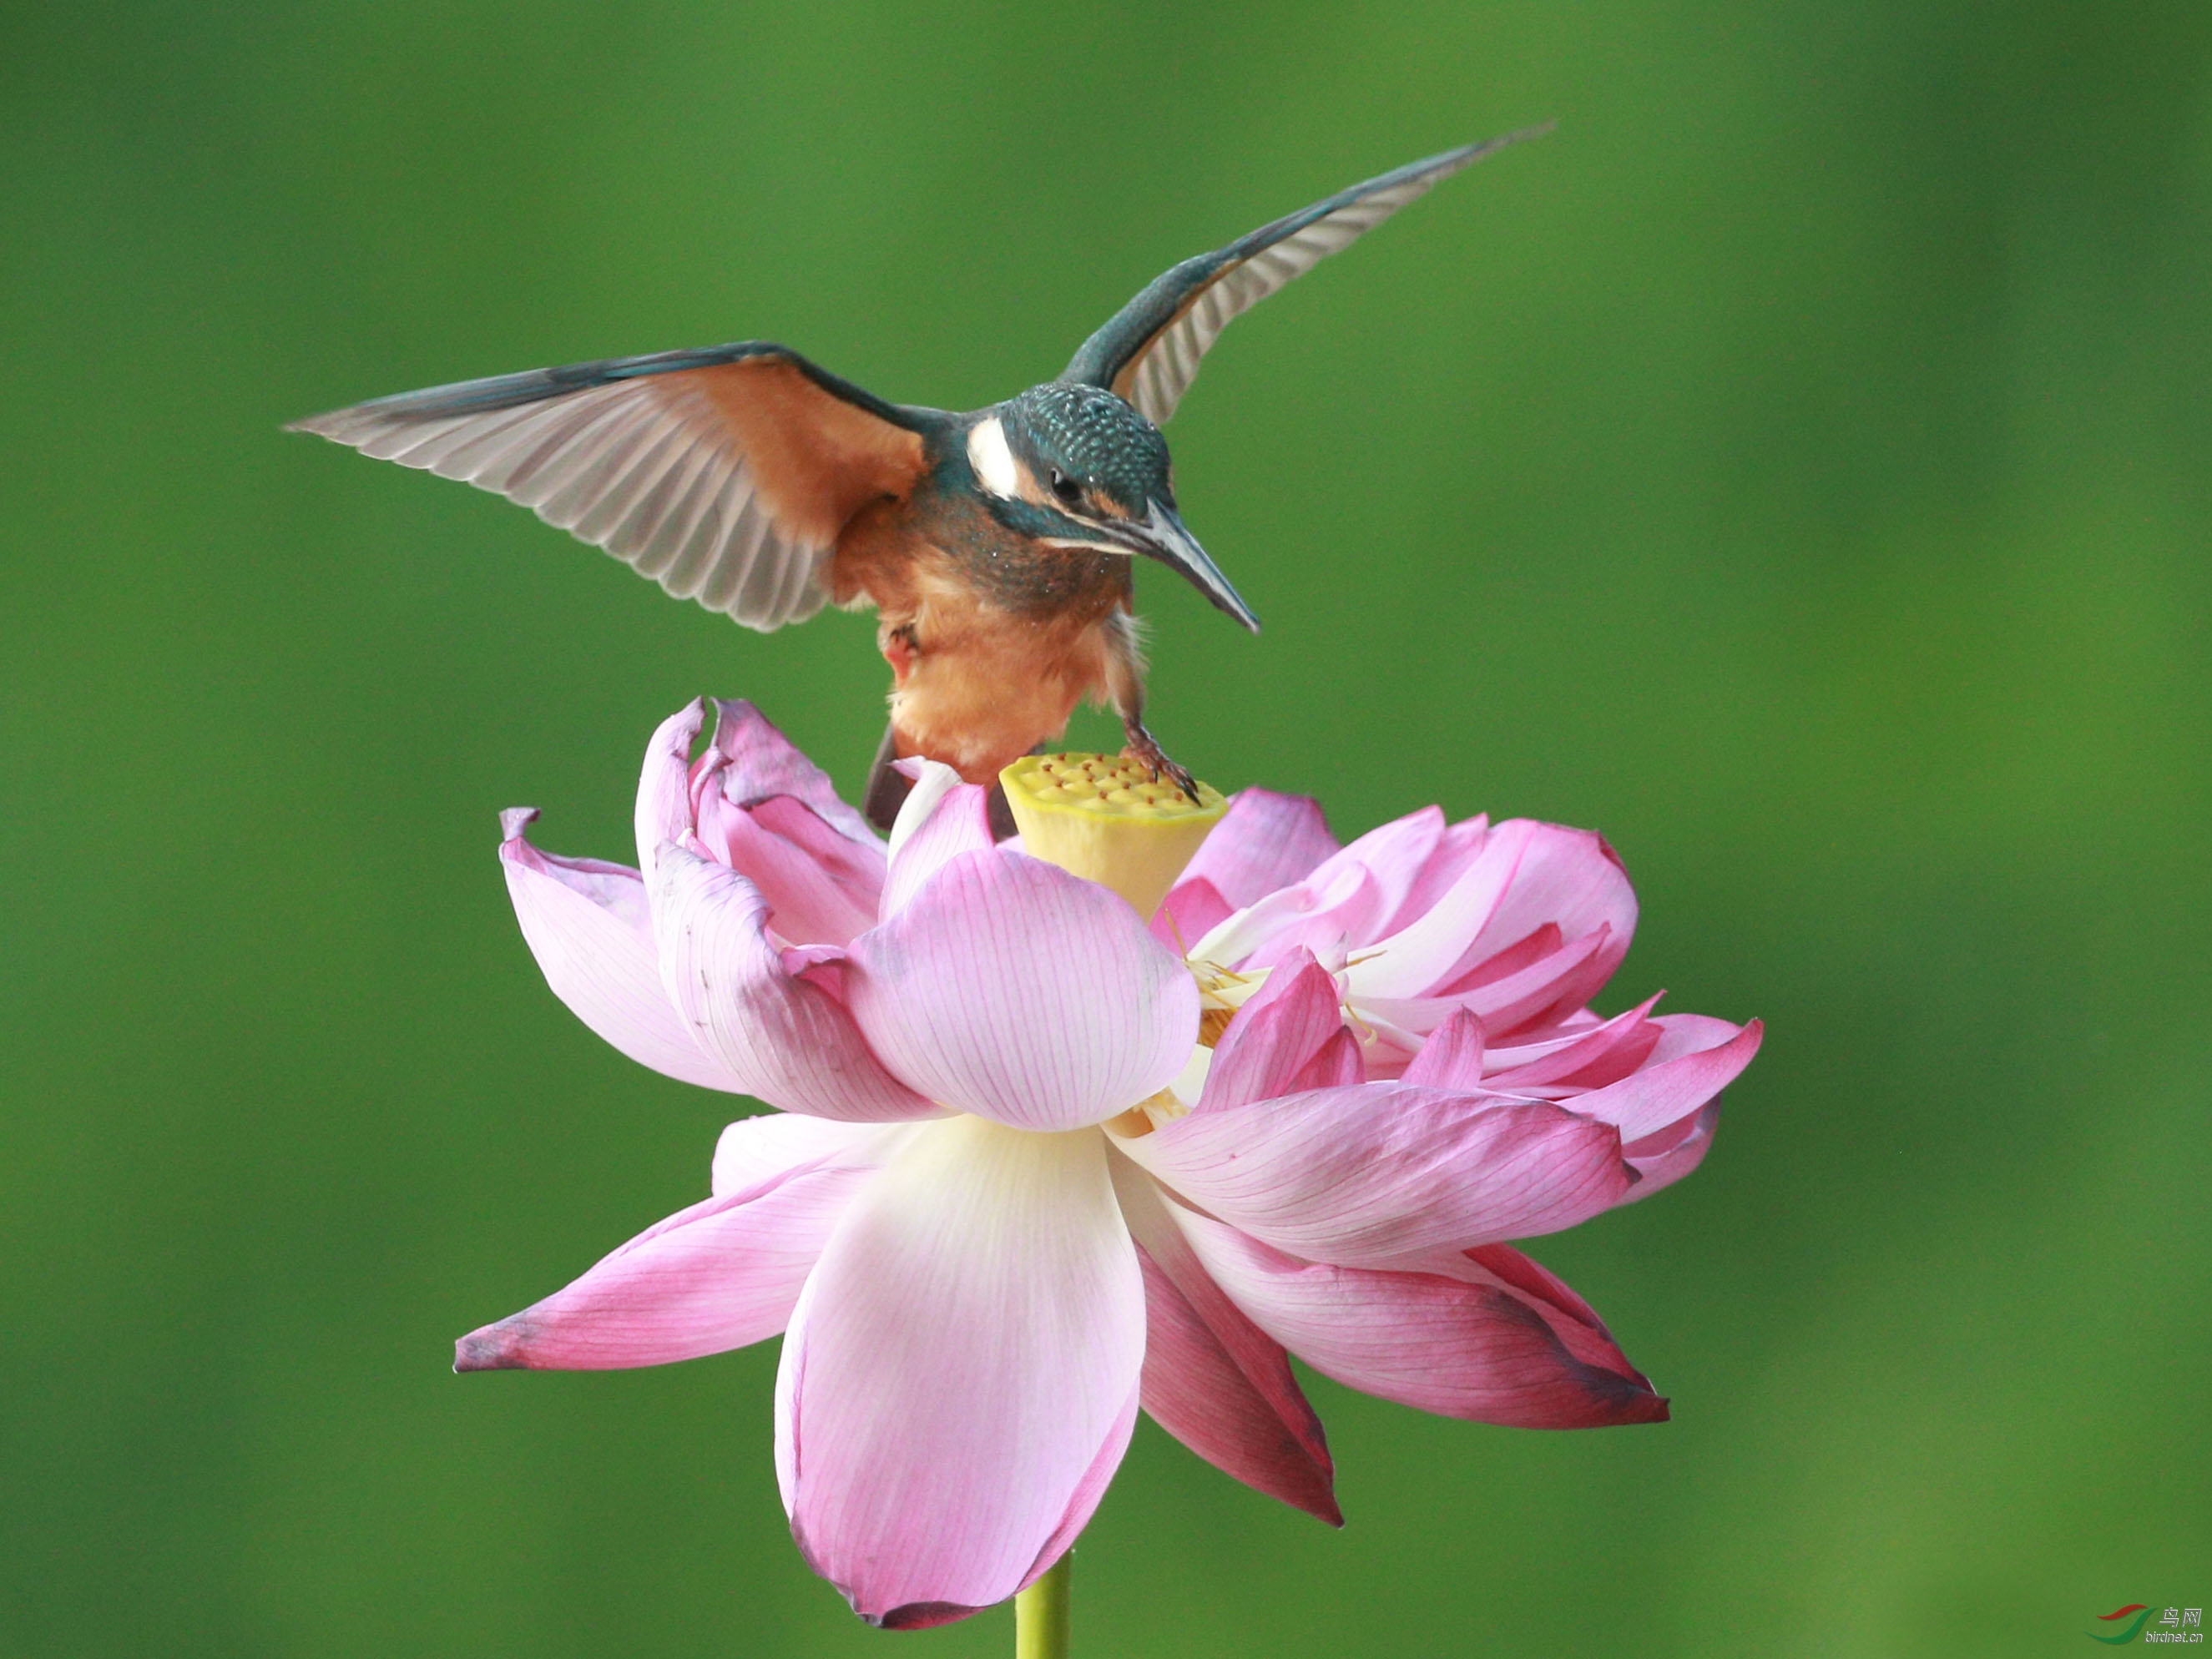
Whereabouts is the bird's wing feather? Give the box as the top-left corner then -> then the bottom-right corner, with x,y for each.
1063,130 -> 1547,426
290,343 -> 933,631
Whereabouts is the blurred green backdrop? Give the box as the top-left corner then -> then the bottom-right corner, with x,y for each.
3,2 -> 2207,1654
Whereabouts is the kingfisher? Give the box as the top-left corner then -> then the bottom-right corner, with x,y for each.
292,132 -> 1542,828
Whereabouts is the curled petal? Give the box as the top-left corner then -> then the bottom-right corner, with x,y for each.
885,758 -> 960,861
1376,814 -> 1492,937
1452,926 -> 1612,1031
694,793 -> 881,948
1186,808 -> 1449,972
1177,1207 -> 1668,1429
1357,927 -> 1615,1051
634,699 -> 708,894
1174,788 -> 1339,910
1308,808 -> 1447,935
1452,820 -> 1637,1011
1482,996 -> 1664,1095
1434,920 -> 1563,998
635,699 -> 882,893
1620,1101 -> 1721,1202
1199,951 -> 1351,1112
1569,1018 -> 1763,1142
499,813 -> 740,1092
1398,1242 -> 1662,1389
1114,1156 -> 1338,1524
1343,823 -> 1524,1001
1461,1242 -> 1608,1331
1121,1085 -> 1634,1265
775,1117 -> 1145,1626
881,763 -> 997,920
654,844 -> 937,1122
1188,858 -> 1373,974
845,851 -> 1198,1131
455,1155 -> 879,1371
694,698 -> 880,846
1647,1012 -> 1751,1065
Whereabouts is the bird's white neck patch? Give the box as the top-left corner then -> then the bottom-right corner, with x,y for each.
967,416 -> 1020,500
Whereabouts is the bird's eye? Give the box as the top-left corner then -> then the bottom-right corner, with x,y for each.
1048,468 -> 1084,509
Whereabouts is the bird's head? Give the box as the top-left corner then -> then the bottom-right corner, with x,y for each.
962,383 -> 1258,632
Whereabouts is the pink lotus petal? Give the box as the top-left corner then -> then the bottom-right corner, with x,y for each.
844,851 -> 1198,1132
499,813 -> 741,1093
775,1116 -> 1145,1626
750,794 -> 884,897
1290,1027 -> 1364,1092
1174,788 -> 1340,910
1176,1206 -> 1669,1428
1343,820 -> 1525,1001
1647,1011 -> 1750,1064
1376,814 -> 1492,937
1619,1101 -> 1722,1202
692,794 -> 880,948
1149,874 -> 1233,954
653,844 -> 938,1122
1121,1085 -> 1634,1266
710,1112 -> 906,1197
634,700 -> 709,895
1462,1242 -> 1608,1332
885,757 -> 961,850
1569,1018 -> 1763,1142
689,784 -> 882,941
1459,925 -> 1614,1033
1134,1253 -> 1341,1525
1388,1242 -> 1659,1384
1113,1156 -> 1339,1523
1454,821 -> 1636,1003
1218,809 -> 1452,972
1004,1384 -> 1140,1605
455,1160 -> 875,1371
881,763 -> 996,920
1433,920 -> 1563,997
1365,927 -> 1614,1046
1482,996 -> 1664,1094
830,1384 -> 1137,1634
1188,857 -> 1375,973
1401,1008 -> 1486,1090
1310,807 -> 1447,940
1199,951 -> 1350,1112
695,698 -> 880,847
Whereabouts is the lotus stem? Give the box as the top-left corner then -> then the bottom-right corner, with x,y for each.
1015,1551 -> 1073,1659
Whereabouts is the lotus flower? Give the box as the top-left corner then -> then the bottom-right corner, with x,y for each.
1150,789 -> 1761,1196
464,698 -> 1760,1628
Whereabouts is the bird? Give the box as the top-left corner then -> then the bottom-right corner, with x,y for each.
290,131 -> 1544,830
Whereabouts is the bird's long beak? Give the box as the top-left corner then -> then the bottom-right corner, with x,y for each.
1129,502 -> 1260,633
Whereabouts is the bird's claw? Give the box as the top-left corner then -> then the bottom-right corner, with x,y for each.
1120,723 -> 1199,805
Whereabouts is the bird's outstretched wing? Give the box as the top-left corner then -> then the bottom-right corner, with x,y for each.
1062,130 -> 1548,427
290,344 -> 933,630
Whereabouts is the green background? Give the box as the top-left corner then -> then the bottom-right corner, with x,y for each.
3,2 -> 2206,1653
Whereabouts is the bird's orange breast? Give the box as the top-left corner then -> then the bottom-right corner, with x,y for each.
831,497 -> 1134,783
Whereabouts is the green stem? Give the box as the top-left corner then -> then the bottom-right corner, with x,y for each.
1014,1551 -> 1073,1659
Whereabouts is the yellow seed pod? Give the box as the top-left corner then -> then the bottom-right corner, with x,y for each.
1000,752 -> 1227,920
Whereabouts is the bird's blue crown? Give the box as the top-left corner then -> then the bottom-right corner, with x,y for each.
1005,382 -> 1173,512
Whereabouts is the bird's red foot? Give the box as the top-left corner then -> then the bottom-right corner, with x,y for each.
879,622 -> 919,683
